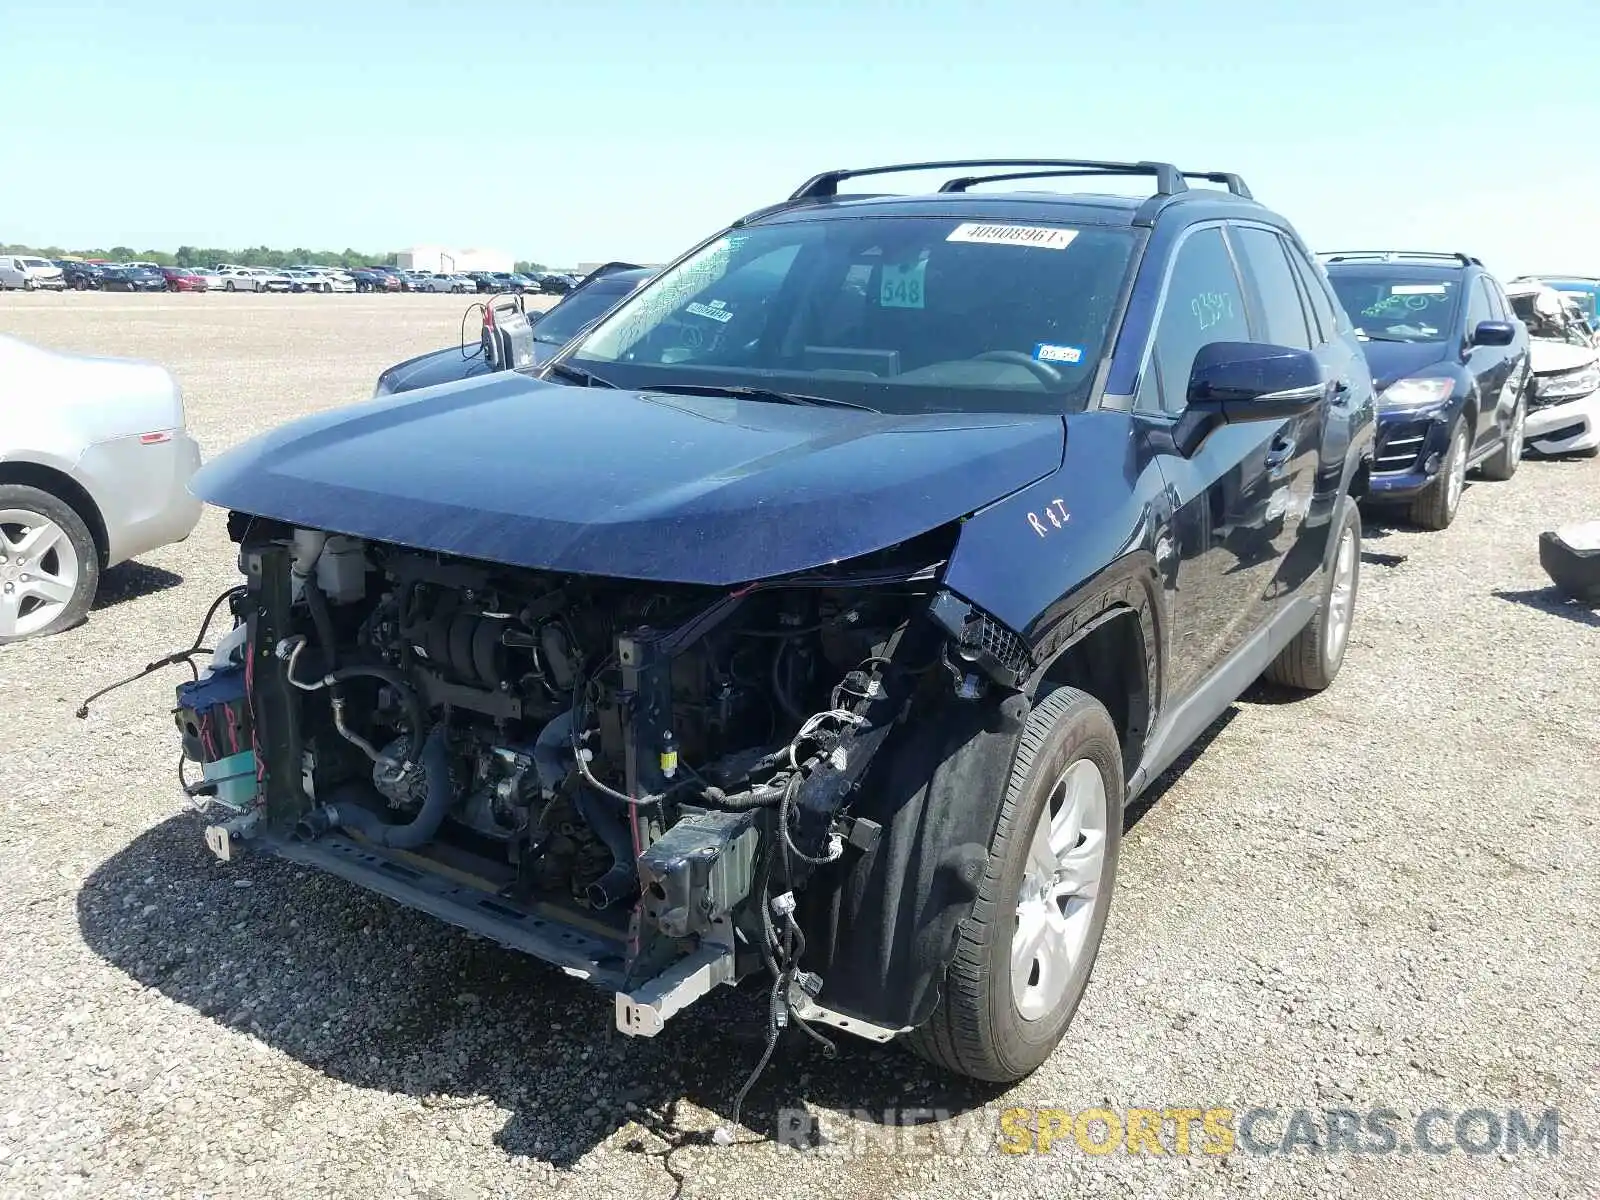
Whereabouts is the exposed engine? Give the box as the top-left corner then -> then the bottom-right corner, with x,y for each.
208,523 -> 967,923
159,513 -> 1036,1080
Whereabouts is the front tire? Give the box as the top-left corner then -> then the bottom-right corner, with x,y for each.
0,485 -> 100,644
1264,497 -> 1361,691
906,686 -> 1122,1083
1409,419 -> 1467,530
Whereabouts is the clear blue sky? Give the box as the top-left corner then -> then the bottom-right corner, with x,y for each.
2,0 -> 1596,274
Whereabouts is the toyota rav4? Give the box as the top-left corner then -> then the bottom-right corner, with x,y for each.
170,158 -> 1375,1087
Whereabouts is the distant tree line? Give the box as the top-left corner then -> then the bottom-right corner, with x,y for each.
1,243 -> 552,273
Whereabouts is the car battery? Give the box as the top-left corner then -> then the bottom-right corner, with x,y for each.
174,664 -> 257,810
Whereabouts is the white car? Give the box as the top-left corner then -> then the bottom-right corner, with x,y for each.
296,268 -> 357,294
0,334 -> 203,642
187,267 -> 226,291
281,269 -> 325,293
1506,280 -> 1600,456
413,272 -> 475,294
217,268 -> 291,293
0,255 -> 67,291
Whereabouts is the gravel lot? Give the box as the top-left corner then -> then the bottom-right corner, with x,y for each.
0,291 -> 1595,1200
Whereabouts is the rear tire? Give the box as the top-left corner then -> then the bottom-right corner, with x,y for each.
1264,497 -> 1361,691
1479,392 -> 1526,482
905,686 -> 1122,1083
0,485 -> 100,644
1409,419 -> 1467,530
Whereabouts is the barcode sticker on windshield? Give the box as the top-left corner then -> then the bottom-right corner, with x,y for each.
1391,285 -> 1447,295
685,300 -> 735,323
947,223 -> 1078,250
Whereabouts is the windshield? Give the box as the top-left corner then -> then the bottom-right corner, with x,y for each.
533,279 -> 639,344
21,258 -> 51,269
559,216 -> 1135,414
1326,269 -> 1461,342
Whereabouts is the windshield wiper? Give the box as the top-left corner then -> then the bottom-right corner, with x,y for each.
1356,332 -> 1412,343
641,383 -> 879,412
543,362 -> 616,387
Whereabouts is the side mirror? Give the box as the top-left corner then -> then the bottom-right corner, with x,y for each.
1185,341 -> 1325,422
1470,320 -> 1516,347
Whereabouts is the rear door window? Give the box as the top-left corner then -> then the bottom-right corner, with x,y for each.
1230,226 -> 1312,350
1285,243 -> 1341,341
1466,278 -> 1493,331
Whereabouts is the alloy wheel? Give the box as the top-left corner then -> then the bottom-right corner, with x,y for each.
1446,429 -> 1467,515
1325,523 -> 1357,664
0,510 -> 81,640
1013,758 -> 1108,1022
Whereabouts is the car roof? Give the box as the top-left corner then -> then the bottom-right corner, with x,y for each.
745,188 -> 1272,233
735,157 -> 1269,233
1322,259 -> 1473,277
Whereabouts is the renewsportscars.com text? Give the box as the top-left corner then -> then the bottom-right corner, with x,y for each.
774,1105 -> 1562,1159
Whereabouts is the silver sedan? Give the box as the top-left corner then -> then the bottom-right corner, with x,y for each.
0,334 -> 203,642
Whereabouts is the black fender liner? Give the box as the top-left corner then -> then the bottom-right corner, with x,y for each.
796,689 -> 1031,1032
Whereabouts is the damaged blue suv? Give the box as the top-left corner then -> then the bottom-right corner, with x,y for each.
174,159 -> 1375,1088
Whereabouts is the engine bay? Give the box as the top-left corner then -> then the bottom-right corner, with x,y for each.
171,516 -> 1024,1045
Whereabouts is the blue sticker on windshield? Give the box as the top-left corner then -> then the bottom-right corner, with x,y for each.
1033,343 -> 1084,365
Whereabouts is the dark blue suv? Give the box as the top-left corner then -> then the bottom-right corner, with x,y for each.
1321,251 -> 1530,529
180,158 -> 1376,1087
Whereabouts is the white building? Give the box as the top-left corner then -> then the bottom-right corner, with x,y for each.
395,245 -> 513,274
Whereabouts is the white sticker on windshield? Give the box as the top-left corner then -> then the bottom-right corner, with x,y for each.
946,223 -> 1078,250
880,260 -> 926,309
685,300 -> 734,323
1391,284 -> 1447,295
1033,342 -> 1084,364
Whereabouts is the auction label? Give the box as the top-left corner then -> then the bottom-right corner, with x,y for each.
947,223 -> 1079,250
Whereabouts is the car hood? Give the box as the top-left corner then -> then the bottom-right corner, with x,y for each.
1528,339 -> 1598,375
375,345 -> 496,395
1358,338 -> 1454,389
191,373 -> 1065,584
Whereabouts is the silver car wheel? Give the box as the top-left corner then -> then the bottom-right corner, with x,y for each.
0,509 -> 81,639
1013,758 -> 1107,1022
1445,428 -> 1467,515
1325,522 -> 1357,663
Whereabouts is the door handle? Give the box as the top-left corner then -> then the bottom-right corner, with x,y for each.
1328,379 -> 1352,407
1265,434 -> 1296,469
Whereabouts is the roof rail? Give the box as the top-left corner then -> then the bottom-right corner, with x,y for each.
790,158 -> 1208,201
1181,170 -> 1253,199
1319,250 -> 1482,267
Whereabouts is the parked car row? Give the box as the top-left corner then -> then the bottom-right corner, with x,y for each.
2,257 -> 582,296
